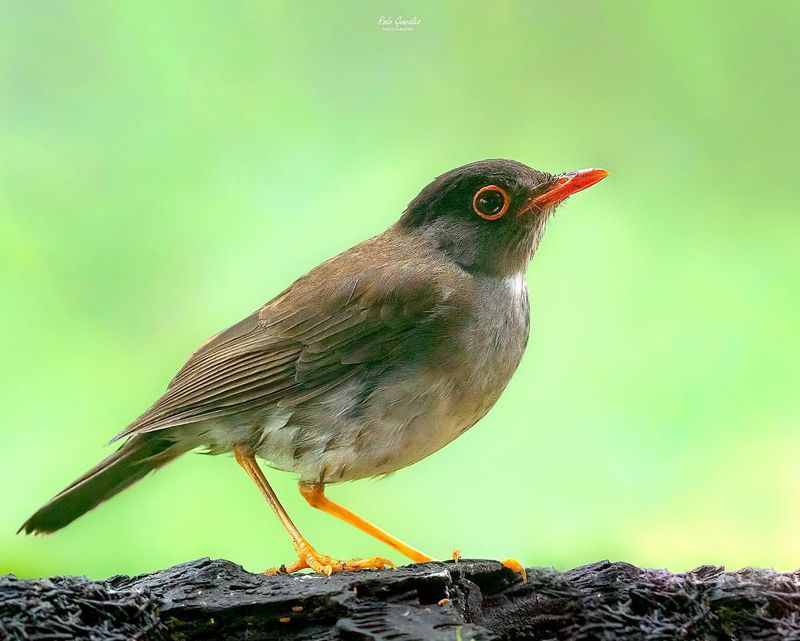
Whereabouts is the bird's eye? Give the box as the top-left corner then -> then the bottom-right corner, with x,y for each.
472,185 -> 509,220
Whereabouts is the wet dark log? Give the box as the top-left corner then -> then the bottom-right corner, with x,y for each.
2,558 -> 800,640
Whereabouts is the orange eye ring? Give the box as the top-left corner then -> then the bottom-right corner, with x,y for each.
472,185 -> 510,220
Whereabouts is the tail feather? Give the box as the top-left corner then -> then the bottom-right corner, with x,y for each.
19,434 -> 185,535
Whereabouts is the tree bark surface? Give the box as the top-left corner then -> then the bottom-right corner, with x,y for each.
2,558 -> 800,640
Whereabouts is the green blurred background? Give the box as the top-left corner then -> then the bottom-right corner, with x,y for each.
2,1 -> 799,579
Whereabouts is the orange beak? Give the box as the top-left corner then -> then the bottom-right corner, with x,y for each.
528,168 -> 609,210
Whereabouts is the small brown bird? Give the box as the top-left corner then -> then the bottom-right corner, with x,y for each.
21,159 -> 608,575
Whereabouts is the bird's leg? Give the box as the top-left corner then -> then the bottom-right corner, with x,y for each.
233,447 -> 395,576
299,482 -> 527,580
298,481 -> 435,563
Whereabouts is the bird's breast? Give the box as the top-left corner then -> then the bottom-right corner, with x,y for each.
452,271 -> 530,418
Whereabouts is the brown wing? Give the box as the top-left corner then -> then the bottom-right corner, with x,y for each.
112,248 -> 468,441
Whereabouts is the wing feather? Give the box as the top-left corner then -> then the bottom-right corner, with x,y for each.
114,239 -> 469,442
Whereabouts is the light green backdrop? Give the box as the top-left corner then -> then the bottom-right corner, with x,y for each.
2,1 -> 799,579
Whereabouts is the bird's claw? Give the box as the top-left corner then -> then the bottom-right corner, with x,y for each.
501,557 -> 527,582
263,545 -> 396,576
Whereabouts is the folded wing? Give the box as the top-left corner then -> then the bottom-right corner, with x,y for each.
113,257 -> 468,441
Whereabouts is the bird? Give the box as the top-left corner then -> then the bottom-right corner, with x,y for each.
20,159 -> 608,575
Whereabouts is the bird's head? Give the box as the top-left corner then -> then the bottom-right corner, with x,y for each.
397,159 -> 608,277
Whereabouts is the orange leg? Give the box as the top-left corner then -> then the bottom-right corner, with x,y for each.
233,447 -> 395,576
298,481 -> 435,563
300,481 -> 527,581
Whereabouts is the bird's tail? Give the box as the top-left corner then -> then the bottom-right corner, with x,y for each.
19,433 -> 187,535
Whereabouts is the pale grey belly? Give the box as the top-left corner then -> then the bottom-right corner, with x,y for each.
253,366 -> 487,483
270,315 -> 526,484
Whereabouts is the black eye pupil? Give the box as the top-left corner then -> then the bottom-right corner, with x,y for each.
477,190 -> 504,215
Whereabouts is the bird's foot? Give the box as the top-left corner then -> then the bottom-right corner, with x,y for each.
501,557 -> 527,582
452,548 -> 526,582
263,544 -> 396,576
